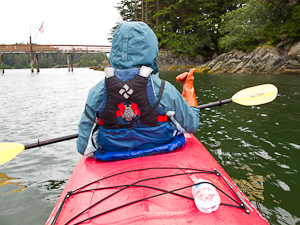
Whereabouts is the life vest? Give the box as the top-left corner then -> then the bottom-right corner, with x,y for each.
98,66 -> 168,128
88,66 -> 185,161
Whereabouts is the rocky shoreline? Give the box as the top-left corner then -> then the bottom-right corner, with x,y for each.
196,43 -> 300,74
95,42 -> 300,75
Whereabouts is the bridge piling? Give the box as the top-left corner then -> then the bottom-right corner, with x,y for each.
67,53 -> 74,72
71,53 -> 73,72
1,54 -> 4,74
67,54 -> 70,71
31,53 -> 39,73
30,36 -> 34,73
35,53 -> 40,73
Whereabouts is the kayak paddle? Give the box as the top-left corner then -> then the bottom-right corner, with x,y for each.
0,134 -> 78,166
198,84 -> 278,109
0,84 -> 278,165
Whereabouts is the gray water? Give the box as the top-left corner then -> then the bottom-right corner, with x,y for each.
0,68 -> 299,224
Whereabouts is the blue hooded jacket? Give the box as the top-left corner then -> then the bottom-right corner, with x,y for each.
77,22 -> 200,156
109,22 -> 159,74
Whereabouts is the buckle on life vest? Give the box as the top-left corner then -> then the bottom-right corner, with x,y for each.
116,103 -> 140,121
121,104 -> 137,121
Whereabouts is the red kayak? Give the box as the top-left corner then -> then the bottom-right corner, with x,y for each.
46,133 -> 269,225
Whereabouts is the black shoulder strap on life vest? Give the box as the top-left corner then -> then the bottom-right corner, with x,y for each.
84,104 -> 97,123
84,104 -> 100,149
128,80 -> 165,125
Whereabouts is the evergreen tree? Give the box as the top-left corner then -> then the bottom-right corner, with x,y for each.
219,0 -> 300,51
114,0 -> 245,55
116,0 -> 143,21
47,54 -> 55,68
219,0 -> 272,51
13,55 -> 23,69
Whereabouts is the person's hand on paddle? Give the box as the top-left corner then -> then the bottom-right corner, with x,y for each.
176,68 -> 198,107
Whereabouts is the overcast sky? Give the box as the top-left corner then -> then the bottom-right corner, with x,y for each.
0,0 -> 122,46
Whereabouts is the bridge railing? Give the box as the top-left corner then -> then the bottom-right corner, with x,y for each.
0,45 -> 111,54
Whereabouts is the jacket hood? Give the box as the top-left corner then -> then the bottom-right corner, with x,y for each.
109,22 -> 159,73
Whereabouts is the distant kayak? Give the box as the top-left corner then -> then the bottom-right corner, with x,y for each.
46,133 -> 269,225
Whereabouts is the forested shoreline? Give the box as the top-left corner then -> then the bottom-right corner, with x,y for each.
0,52 -> 105,69
114,0 -> 300,57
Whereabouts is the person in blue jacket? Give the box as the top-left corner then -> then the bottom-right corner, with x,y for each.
77,21 -> 200,160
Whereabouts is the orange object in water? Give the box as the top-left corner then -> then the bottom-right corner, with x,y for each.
176,68 -> 198,107
46,133 -> 269,225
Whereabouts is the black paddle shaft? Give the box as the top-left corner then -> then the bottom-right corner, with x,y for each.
23,99 -> 232,149
24,134 -> 79,150
197,99 -> 233,110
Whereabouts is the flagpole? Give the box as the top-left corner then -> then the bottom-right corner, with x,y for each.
33,30 -> 39,43
33,21 -> 44,43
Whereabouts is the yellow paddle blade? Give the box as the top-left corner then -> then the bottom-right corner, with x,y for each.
0,143 -> 25,166
232,84 -> 278,106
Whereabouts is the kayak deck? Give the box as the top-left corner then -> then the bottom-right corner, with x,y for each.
46,134 -> 269,225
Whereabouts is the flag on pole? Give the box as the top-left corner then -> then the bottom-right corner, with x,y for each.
39,21 -> 44,34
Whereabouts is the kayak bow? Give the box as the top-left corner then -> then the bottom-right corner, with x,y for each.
46,133 -> 269,225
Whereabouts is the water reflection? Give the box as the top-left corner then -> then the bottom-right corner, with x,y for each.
232,164 -> 266,201
0,173 -> 26,194
41,180 -> 66,191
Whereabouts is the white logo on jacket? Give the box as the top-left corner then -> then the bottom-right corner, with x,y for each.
119,84 -> 133,99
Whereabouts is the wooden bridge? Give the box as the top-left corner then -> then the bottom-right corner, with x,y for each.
0,44 -> 111,54
0,44 -> 111,73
